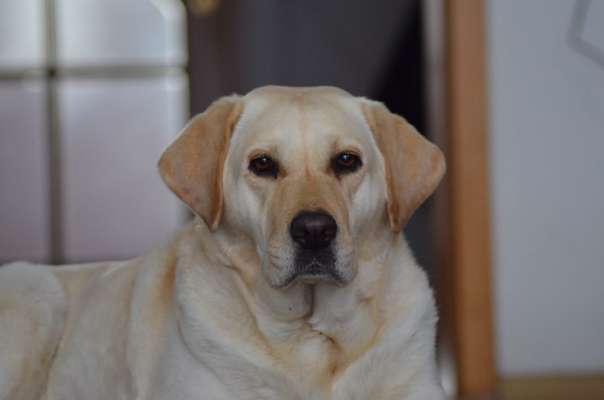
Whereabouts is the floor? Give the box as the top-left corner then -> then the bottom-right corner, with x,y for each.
499,375 -> 604,400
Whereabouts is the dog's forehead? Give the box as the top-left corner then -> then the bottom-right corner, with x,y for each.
232,86 -> 372,149
246,85 -> 353,100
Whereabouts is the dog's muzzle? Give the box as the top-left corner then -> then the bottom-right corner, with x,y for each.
285,211 -> 343,286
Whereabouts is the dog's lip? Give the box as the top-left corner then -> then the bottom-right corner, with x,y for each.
279,260 -> 345,288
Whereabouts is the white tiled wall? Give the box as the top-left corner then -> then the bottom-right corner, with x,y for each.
0,79 -> 50,262
56,0 -> 187,67
0,0 -> 46,68
0,0 -> 188,264
59,75 -> 187,261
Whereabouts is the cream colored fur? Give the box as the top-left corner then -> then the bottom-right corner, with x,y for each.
0,86 -> 446,399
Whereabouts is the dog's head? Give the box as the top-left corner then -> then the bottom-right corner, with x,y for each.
159,86 -> 445,289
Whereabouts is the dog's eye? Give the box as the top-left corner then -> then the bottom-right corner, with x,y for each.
249,154 -> 279,178
332,152 -> 362,175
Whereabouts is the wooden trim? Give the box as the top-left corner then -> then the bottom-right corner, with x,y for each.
431,0 -> 497,396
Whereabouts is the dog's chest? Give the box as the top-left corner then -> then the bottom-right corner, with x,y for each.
267,305 -> 378,393
280,327 -> 341,382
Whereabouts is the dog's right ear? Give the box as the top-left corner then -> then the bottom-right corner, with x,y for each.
158,96 -> 242,230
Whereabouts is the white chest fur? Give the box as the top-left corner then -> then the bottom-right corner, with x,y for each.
170,232 -> 444,400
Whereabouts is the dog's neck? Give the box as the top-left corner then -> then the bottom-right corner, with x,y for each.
203,217 -> 399,376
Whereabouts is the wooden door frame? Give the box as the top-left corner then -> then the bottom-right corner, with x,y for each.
424,0 -> 497,398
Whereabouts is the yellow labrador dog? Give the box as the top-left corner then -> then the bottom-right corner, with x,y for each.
0,86 -> 446,400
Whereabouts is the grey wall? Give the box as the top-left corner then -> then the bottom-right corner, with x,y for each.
187,0 -> 415,112
488,0 -> 604,375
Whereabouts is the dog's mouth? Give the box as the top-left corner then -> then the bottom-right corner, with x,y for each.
280,248 -> 345,288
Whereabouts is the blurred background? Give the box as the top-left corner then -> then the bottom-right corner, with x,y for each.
0,0 -> 602,399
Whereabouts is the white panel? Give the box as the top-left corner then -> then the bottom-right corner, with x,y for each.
488,0 -> 604,375
0,0 -> 46,68
0,79 -> 50,262
59,75 -> 188,262
582,1 -> 604,54
56,0 -> 186,67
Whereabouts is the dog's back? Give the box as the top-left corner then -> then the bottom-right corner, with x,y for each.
0,258 -> 146,400
0,263 -> 66,400
0,239 -> 184,400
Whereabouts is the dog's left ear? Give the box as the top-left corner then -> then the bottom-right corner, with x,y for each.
361,100 -> 446,233
158,96 -> 242,230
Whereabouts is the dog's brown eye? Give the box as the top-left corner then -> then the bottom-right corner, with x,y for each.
249,154 -> 279,178
332,152 -> 362,175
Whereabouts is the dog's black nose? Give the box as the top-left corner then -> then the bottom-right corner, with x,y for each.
290,211 -> 338,250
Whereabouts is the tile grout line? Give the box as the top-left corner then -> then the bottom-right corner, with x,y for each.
0,65 -> 183,80
45,0 -> 63,264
